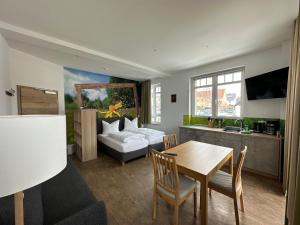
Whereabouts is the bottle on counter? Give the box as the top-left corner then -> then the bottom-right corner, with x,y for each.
217,119 -> 224,128
208,117 -> 214,128
276,130 -> 280,137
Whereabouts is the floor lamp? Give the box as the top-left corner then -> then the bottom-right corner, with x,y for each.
0,115 -> 67,225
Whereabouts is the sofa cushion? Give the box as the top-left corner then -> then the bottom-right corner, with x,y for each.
0,185 -> 43,225
42,159 -> 96,225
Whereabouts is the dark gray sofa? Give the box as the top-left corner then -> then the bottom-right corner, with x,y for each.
0,159 -> 107,225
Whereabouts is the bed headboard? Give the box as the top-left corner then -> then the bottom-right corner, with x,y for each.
96,116 -> 135,134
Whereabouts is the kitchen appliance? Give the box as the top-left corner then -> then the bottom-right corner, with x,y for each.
253,121 -> 266,133
265,121 -> 279,135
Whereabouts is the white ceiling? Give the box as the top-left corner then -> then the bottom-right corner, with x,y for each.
0,0 -> 298,80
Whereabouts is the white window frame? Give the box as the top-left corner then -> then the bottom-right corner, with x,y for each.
191,67 -> 244,119
151,83 -> 161,124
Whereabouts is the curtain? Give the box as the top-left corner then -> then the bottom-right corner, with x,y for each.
141,80 -> 151,124
285,15 -> 300,225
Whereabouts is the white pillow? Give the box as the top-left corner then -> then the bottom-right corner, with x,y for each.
102,120 -> 120,135
124,117 -> 138,130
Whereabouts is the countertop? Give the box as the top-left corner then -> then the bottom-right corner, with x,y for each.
179,125 -> 281,140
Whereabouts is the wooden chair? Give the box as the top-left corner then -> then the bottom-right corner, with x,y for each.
208,146 -> 247,225
163,134 -> 178,150
150,150 -> 197,225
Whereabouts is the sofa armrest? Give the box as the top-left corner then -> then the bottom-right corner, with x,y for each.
54,201 -> 107,225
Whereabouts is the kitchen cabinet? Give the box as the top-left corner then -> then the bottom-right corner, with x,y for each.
179,126 -> 281,179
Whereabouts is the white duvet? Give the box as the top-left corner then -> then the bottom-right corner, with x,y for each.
125,128 -> 165,138
108,131 -> 145,143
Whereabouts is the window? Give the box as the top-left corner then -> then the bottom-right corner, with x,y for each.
193,68 -> 243,118
151,83 -> 161,124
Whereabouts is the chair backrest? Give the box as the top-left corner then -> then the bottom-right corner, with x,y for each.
233,146 -> 247,190
163,134 -> 178,150
150,150 -> 179,197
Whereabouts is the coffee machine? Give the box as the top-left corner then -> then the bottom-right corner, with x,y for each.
265,121 -> 279,135
253,121 -> 266,133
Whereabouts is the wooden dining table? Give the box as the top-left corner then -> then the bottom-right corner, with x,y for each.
165,140 -> 234,225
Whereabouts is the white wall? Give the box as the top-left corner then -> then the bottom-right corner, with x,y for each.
150,42 -> 291,134
9,49 -> 65,114
0,34 -> 11,115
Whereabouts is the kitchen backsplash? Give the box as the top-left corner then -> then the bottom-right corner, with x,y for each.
183,115 -> 285,136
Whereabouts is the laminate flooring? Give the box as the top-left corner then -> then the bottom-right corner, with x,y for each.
73,153 -> 285,225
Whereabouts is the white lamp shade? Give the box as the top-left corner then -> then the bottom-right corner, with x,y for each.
0,115 -> 67,197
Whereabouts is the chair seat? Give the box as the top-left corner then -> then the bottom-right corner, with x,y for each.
208,170 -> 233,193
157,175 -> 196,199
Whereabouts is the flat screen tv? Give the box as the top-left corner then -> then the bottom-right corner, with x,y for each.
245,67 -> 289,100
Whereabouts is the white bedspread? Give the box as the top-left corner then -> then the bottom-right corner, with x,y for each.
98,134 -> 148,153
108,131 -> 145,143
125,128 -> 165,145
126,128 -> 164,137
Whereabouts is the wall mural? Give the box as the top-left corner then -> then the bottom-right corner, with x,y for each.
64,67 -> 140,144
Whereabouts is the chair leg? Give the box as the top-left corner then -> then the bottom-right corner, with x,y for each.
152,191 -> 157,220
234,196 -> 240,225
209,188 -> 212,196
240,190 -> 245,212
174,204 -> 179,225
193,189 -> 197,217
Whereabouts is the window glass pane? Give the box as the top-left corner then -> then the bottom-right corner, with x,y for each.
151,84 -> 161,123
217,83 -> 241,117
218,75 -> 224,84
195,87 -> 212,116
233,72 -> 242,81
200,78 -> 206,86
155,93 -> 161,114
192,69 -> 243,118
207,77 -> 212,85
225,74 -> 233,83
151,91 -> 155,114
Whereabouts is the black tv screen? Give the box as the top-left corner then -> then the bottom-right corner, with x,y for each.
245,67 -> 289,100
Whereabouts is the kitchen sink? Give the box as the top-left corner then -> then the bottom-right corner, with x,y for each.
223,126 -> 241,132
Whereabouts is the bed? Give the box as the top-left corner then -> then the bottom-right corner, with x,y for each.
96,117 -> 149,165
123,117 -> 165,151
125,127 -> 165,151
97,134 -> 148,165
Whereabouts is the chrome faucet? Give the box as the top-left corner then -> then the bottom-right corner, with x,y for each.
235,119 -> 243,130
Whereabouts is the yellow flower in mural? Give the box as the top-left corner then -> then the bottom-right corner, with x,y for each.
100,101 -> 123,118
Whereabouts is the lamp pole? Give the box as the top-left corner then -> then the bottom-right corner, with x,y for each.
14,192 -> 24,225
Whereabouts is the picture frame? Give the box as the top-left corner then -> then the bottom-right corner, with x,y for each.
75,83 -> 139,117
171,94 -> 176,103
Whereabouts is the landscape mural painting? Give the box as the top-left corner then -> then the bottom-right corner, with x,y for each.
64,67 -> 140,144
80,86 -> 137,117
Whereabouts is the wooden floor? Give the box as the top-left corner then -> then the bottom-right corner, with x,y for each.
73,154 -> 285,225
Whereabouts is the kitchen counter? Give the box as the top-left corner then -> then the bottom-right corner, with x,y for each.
179,125 -> 281,180
179,125 -> 281,140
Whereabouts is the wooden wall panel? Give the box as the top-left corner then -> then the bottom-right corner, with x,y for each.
74,109 -> 97,162
17,85 -> 59,115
